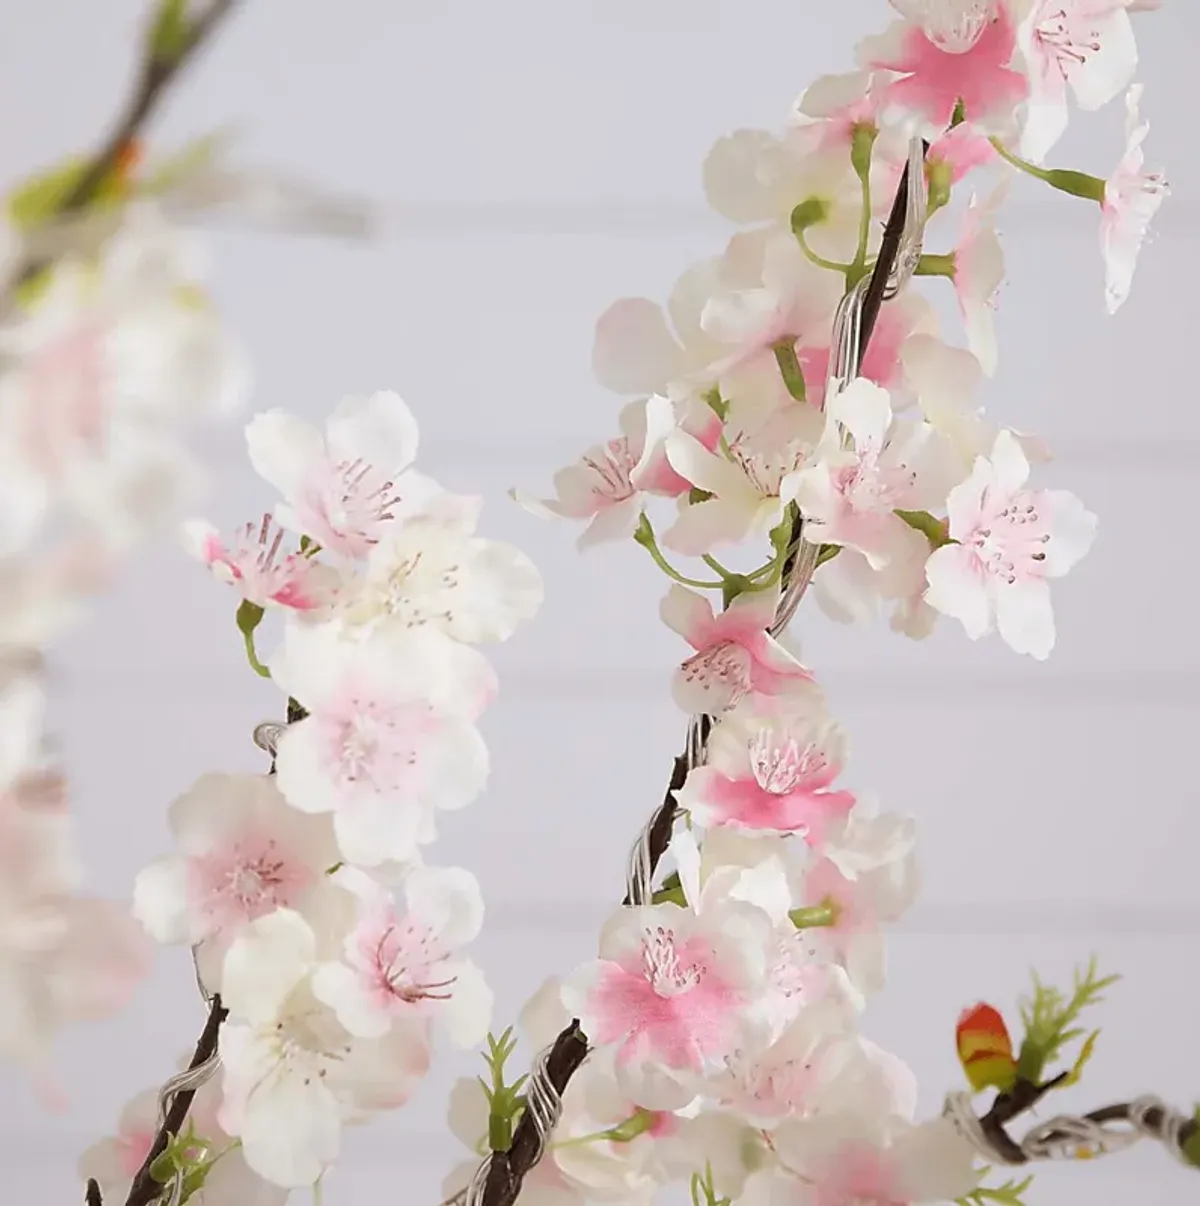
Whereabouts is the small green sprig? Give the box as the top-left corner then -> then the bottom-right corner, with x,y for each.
146,1123 -> 225,1204
690,1163 -> 730,1206
1017,956 -> 1119,1086
956,1172 -> 1035,1206
478,1028 -> 529,1153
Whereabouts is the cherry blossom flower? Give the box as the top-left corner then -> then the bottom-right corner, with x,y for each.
592,259 -> 730,397
1101,83 -> 1168,314
270,620 -> 494,866
888,0 -> 999,53
217,908 -> 430,1187
948,184 -> 1008,374
744,1114 -> 980,1206
661,586 -> 816,715
182,514 -> 337,611
860,9 -> 1029,132
1017,0 -> 1138,162
793,379 -> 949,569
796,839 -> 919,997
245,391 -> 440,560
924,430 -> 1097,658
79,1082 -> 286,1206
132,772 -> 340,990
0,206 -> 247,554
790,71 -> 890,153
563,900 -> 775,1108
312,865 -> 492,1047
703,132 -> 865,261
339,502 -> 543,644
661,402 -> 823,556
678,709 -> 855,842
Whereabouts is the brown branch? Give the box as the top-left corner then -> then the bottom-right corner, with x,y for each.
978,1076 -> 1198,1167
85,1179 -> 103,1206
123,995 -> 228,1206
4,0 -> 242,303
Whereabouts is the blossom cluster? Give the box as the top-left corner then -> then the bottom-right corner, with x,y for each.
0,204 -> 247,1093
459,2 -> 1170,1205
81,391 -> 543,1195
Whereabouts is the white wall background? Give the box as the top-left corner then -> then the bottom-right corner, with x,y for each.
1,1 -> 1198,1203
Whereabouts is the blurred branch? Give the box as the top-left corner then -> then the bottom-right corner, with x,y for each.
2,0 -> 244,307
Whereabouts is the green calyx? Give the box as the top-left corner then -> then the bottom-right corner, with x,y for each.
895,508 -> 953,548
789,898 -> 839,929
790,196 -> 831,236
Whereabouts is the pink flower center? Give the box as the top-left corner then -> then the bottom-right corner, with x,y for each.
363,915 -> 456,1007
302,457 -> 401,555
189,834 -> 313,933
967,491 -> 1052,584
834,451 -> 916,514
641,927 -> 703,998
679,641 -> 753,711
750,728 -> 830,795
729,435 -> 809,497
319,697 -> 436,793
582,439 -> 637,504
1033,6 -> 1103,72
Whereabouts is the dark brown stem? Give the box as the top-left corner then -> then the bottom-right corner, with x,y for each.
977,1076 -> 1197,1167
4,0 -> 241,302
478,1022 -> 590,1206
123,995 -> 228,1206
85,1179 -> 103,1206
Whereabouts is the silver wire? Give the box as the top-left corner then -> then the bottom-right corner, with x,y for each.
252,721 -> 288,757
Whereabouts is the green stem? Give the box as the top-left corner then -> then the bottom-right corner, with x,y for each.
914,252 -> 956,277
235,600 -> 271,679
988,138 -> 1106,203
772,339 -> 807,403
701,554 -> 737,581
795,227 -> 851,274
789,899 -> 840,929
850,127 -> 876,280
634,517 -> 724,590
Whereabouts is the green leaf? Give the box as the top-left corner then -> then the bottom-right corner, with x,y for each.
148,1149 -> 177,1184
956,1172 -> 1034,1206
814,544 -> 841,568
895,508 -> 952,549
1016,957 -> 1120,1085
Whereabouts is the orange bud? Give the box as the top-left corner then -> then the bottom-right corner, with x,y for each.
955,1002 -> 1017,1093
115,139 -> 143,184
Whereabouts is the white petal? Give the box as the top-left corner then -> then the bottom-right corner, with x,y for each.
333,798 -> 424,868
238,1074 -> 341,1188
273,726 -> 338,816
1068,10 -> 1137,111
405,866 -> 485,947
325,390 -> 419,474
592,299 -> 686,395
440,958 -> 493,1048
311,961 -> 389,1038
923,545 -> 991,640
422,718 -> 490,812
995,577 -> 1056,660
1042,489 -> 1097,577
661,496 -> 757,555
132,856 -> 193,943
576,494 -> 642,550
245,410 -> 325,502
659,584 -> 715,644
222,909 -> 314,1025
665,431 -> 755,501
989,429 -> 1030,495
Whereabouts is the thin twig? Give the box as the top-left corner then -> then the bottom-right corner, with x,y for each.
3,0 -> 242,305
85,1179 -> 103,1206
123,995 -> 228,1206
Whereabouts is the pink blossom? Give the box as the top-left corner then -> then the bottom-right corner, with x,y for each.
950,185 -> 1007,374
793,380 -> 947,569
790,71 -> 890,154
924,430 -> 1096,659
313,866 -> 491,1047
183,514 -> 336,611
861,10 -> 1029,132
245,391 -> 439,560
563,902 -> 773,1108
796,292 -> 936,413
1018,0 -> 1138,162
133,772 -> 340,991
678,711 -> 855,842
270,621 -> 495,866
661,586 -> 815,715
888,0 -> 998,53
516,398 -> 719,550
1101,84 -> 1168,315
